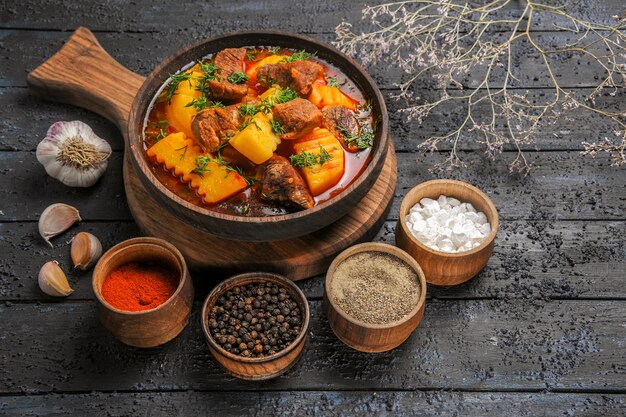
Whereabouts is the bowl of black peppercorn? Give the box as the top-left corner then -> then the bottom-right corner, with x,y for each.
201,272 -> 310,380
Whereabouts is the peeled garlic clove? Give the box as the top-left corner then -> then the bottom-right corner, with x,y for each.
38,260 -> 73,297
71,232 -> 102,270
38,203 -> 81,247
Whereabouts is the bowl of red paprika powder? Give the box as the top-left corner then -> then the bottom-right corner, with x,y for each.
92,237 -> 194,347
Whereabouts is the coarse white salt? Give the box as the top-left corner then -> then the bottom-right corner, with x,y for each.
405,195 -> 491,253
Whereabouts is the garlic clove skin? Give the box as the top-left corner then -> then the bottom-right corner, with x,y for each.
38,203 -> 81,247
38,260 -> 73,297
36,121 -> 112,188
71,232 -> 103,270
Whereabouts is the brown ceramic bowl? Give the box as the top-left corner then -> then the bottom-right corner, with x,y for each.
127,31 -> 389,242
324,242 -> 427,353
395,179 -> 499,286
201,272 -> 310,380
92,237 -> 194,348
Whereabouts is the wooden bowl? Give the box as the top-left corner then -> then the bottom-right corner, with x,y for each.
324,243 -> 427,352
201,272 -> 310,380
92,237 -> 194,347
127,31 -> 389,242
395,179 -> 499,286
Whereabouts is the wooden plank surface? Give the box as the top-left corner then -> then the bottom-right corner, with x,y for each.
0,299 -> 624,392
4,29 -> 626,90
1,219 -> 625,301
2,0 -> 624,32
2,0 -> 625,415
2,151 -> 624,222
3,85 -> 624,153
1,391 -> 625,417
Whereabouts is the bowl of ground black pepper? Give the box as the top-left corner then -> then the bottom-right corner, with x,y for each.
201,272 -> 310,380
92,237 -> 194,348
324,242 -> 427,352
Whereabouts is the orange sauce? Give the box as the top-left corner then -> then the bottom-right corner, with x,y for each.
143,47 -> 375,217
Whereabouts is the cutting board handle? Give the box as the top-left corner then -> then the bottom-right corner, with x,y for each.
26,27 -> 146,133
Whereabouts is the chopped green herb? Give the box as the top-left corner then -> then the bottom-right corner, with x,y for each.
282,50 -> 317,63
197,61 -> 221,79
154,118 -> 169,130
239,118 -> 261,132
236,203 -> 251,215
238,99 -> 273,118
290,150 -> 319,168
270,120 -> 286,135
268,47 -> 280,55
165,72 -> 192,104
225,164 -> 256,185
246,49 -> 259,61
155,128 -> 168,141
227,71 -> 250,84
318,145 -> 332,165
191,155 -> 213,176
327,77 -> 341,88
358,101 -> 373,113
185,96 -> 225,111
289,147 -> 334,168
273,87 -> 299,104
195,61 -> 222,95
258,74 -> 277,86
340,125 -> 374,151
238,103 -> 261,117
216,140 -> 231,152
147,119 -> 169,142
175,145 -> 189,161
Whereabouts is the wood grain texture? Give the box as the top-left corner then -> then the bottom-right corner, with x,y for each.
0,299 -> 623,392
1,220 -> 624,301
396,179 -> 499,285
124,30 -> 390,242
2,0 -> 624,33
4,28 -> 624,157
200,273 -> 310,380
3,1 -> 626,414
6,30 -> 626,91
4,85 -> 624,153
3,150 -> 624,223
26,27 -> 144,131
1,391 -> 625,417
92,237 -> 194,347
24,26 -> 397,277
125,146 -> 396,280
324,242 -> 427,352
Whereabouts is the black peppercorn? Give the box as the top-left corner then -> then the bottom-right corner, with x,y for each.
209,282 -> 303,359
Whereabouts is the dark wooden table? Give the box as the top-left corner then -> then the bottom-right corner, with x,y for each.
1,1 -> 625,415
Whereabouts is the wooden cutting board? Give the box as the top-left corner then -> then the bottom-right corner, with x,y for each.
27,27 -> 397,280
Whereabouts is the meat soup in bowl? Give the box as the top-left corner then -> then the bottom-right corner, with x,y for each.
143,46 -> 378,217
129,32 -> 389,241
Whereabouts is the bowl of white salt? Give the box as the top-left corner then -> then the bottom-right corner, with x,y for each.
395,179 -> 499,286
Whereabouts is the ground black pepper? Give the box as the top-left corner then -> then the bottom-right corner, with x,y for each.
329,251 -> 421,325
208,282 -> 302,358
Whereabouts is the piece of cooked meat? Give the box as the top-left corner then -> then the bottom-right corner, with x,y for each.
322,105 -> 360,151
257,61 -> 323,96
256,155 -> 314,210
191,105 -> 242,152
207,48 -> 248,101
271,98 -> 323,140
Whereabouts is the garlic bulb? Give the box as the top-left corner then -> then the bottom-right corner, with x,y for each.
71,232 -> 103,270
36,120 -> 112,187
38,260 -> 73,297
38,203 -> 81,247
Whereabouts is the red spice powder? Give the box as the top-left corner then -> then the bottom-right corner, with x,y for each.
101,262 -> 179,312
